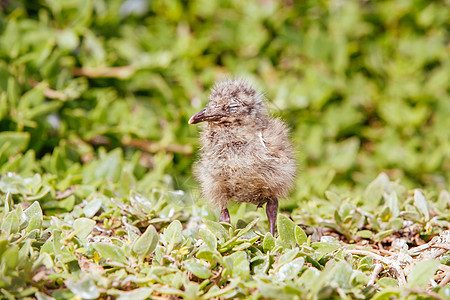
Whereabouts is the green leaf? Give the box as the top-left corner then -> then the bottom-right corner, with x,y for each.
203,278 -> 240,299
386,192 -> 400,218
130,191 -> 153,214
357,230 -> 372,239
93,148 -> 123,181
389,218 -> 404,230
232,242 -> 252,251
65,277 -> 100,300
23,201 -> 43,219
7,76 -> 19,107
184,260 -> 212,279
219,225 -> 257,252
257,281 -> 284,299
407,259 -> 439,288
328,260 -> 353,287
0,132 -> 30,157
93,242 -> 128,265
0,240 -> 8,257
234,217 -> 259,239
153,246 -> 164,265
0,92 -> 7,120
132,225 -> 158,259
73,218 -> 96,240
311,242 -> 340,259
227,251 -> 250,280
326,137 -> 360,172
203,219 -> 228,241
196,245 -> 222,264
1,211 -> 20,235
273,248 -> 299,272
438,190 -> 450,208
164,220 -> 183,253
295,226 -> 307,245
374,230 -> 394,242
40,190 -> 73,210
57,29 -> 80,51
263,232 -> 275,252
18,239 -> 32,267
277,214 -> 296,247
401,211 -> 421,222
2,192 -> 13,214
275,257 -> 304,281
83,197 -> 103,218
378,277 -> 398,288
23,201 -> 43,232
413,189 -> 429,221
370,290 -> 400,300
364,173 -> 389,206
2,244 -> 19,269
113,287 -> 153,300
16,204 -> 27,230
33,252 -> 53,271
199,228 -> 217,250
325,190 -> 342,204
19,82 -> 45,108
35,292 -> 56,300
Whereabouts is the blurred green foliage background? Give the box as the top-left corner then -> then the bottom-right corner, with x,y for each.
1,1 -> 449,298
0,0 -> 449,200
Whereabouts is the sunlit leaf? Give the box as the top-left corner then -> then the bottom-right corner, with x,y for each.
1,212 -> 20,235
73,218 -> 96,240
132,225 -> 158,259
184,260 -> 212,279
65,277 -> 100,300
413,190 -> 429,221
93,243 -> 128,265
407,259 -> 439,288
263,232 -> 275,252
164,220 -> 183,253
277,214 -> 296,247
295,226 -> 307,245
204,219 -> 228,241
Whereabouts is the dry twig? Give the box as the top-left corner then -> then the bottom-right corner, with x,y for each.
346,230 -> 450,288
345,249 -> 407,285
73,66 -> 135,79
29,79 -> 68,101
367,263 -> 383,286
55,186 -> 76,200
86,135 -> 193,155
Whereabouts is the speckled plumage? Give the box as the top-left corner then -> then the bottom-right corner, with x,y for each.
189,78 -> 296,235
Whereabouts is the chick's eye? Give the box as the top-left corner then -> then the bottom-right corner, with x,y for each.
228,103 -> 240,112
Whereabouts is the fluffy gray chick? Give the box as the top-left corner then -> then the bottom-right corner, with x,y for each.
189,78 -> 296,235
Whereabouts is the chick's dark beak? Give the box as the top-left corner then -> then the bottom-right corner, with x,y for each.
188,109 -> 207,124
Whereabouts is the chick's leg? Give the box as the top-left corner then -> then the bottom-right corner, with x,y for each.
219,207 -> 230,223
266,198 -> 278,236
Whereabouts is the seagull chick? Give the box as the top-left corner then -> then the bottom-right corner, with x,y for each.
189,78 -> 296,235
